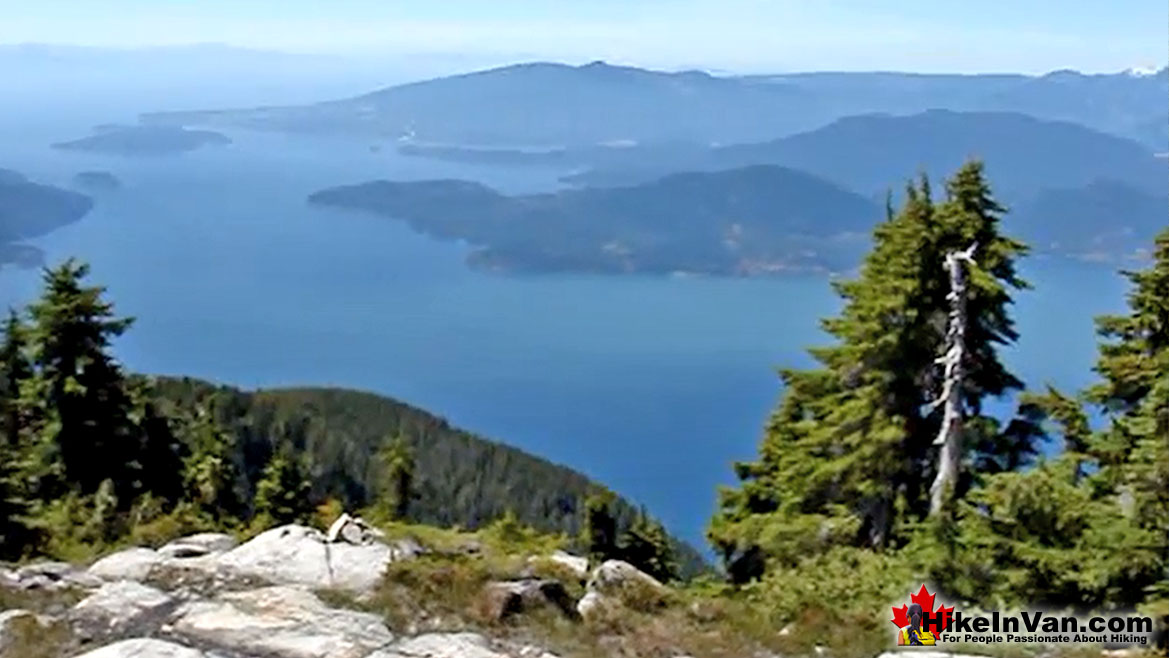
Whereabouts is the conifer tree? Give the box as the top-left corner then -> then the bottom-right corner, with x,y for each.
254,446 -> 313,526
948,227 -> 1169,609
0,309 -> 34,558
619,508 -> 679,582
709,162 -> 1030,579
18,260 -> 138,501
181,402 -> 241,521
1,309 -> 30,448
377,434 -> 414,521
580,489 -> 619,564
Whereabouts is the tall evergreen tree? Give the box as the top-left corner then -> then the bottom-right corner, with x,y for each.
18,260 -> 139,501
376,433 -> 414,521
254,446 -> 313,527
181,401 -> 241,521
1,309 -> 30,448
709,162 -> 1030,579
0,310 -> 33,557
619,508 -> 679,582
580,489 -> 619,565
947,227 -> 1169,610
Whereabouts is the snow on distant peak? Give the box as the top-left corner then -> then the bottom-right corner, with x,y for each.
1122,65 -> 1161,77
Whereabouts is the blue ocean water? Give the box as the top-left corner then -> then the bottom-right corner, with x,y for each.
0,100 -> 1132,552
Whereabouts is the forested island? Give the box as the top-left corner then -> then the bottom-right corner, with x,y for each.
0,168 -> 93,268
309,165 -> 879,275
72,171 -> 122,191
52,125 -> 231,156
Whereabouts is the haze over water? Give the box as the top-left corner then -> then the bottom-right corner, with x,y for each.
0,86 -> 1133,550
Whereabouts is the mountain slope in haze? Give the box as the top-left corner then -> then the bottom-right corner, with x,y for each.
1012,180 -> 1169,260
410,111 -> 1165,204
978,67 -> 1169,150
144,61 -> 816,147
150,377 -> 707,575
709,110 -> 1167,200
142,61 -> 1166,148
747,67 -> 1169,149
308,165 -> 881,275
1,168 -> 94,267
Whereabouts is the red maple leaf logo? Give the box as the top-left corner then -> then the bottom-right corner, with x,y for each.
890,585 -> 954,634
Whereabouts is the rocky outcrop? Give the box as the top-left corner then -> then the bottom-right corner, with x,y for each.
170,585 -> 394,658
88,548 -> 168,582
369,632 -> 510,658
73,638 -> 209,658
576,559 -> 668,620
215,525 -> 401,594
82,524 -> 413,595
72,580 -> 175,633
482,579 -> 578,621
1,524 -> 588,658
545,551 -> 588,579
2,560 -> 101,591
157,533 -> 237,559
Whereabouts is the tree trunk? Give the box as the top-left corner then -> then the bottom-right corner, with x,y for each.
930,244 -> 976,516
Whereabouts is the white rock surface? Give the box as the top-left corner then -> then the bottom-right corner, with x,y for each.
170,584 -> 393,658
215,524 -> 394,593
540,551 -> 589,579
586,559 -> 665,594
72,638 -> 208,658
7,560 -> 100,590
73,580 -> 175,629
88,548 -> 165,582
158,533 -> 237,558
575,590 -> 605,620
371,633 -> 507,658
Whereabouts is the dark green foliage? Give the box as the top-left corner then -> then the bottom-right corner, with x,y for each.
147,378 -> 708,577
709,161 -> 1030,578
0,310 -> 34,558
945,227 -> 1169,610
377,434 -> 414,521
619,509 -> 679,583
253,446 -> 313,528
179,402 -> 243,522
580,490 -> 619,565
17,259 -> 139,500
0,261 -> 195,557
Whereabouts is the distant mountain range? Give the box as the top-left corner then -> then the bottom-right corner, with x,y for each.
308,165 -> 880,275
423,110 -> 1165,202
142,60 -> 1168,149
122,60 -> 1169,274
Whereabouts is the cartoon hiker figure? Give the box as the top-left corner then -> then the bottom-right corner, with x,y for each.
898,603 -> 937,646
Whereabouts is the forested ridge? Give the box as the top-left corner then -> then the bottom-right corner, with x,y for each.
0,264 -> 700,576
147,378 -> 705,573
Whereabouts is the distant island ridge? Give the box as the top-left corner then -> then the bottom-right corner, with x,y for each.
53,124 -> 231,156
0,167 -> 94,268
309,165 -> 882,276
73,170 -> 122,190
141,60 -> 1169,150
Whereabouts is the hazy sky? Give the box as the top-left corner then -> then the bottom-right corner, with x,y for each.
2,0 -> 1166,73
